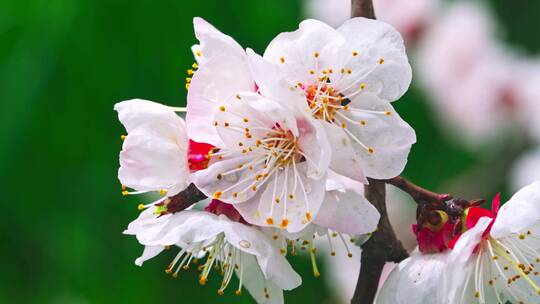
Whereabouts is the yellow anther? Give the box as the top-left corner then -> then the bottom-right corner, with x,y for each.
219,105 -> 226,112
121,190 -> 129,196
352,51 -> 359,56
343,105 -> 349,111
185,77 -> 191,83
340,68 -> 345,74
306,212 -> 312,221
341,122 -> 347,128
192,62 -> 198,69
199,277 -> 207,285
368,147 -> 374,154
137,204 -> 145,210
185,83 -> 190,90
519,234 -> 526,240
378,58 -> 385,64
120,134 -> 127,141
314,52 -> 319,58
195,50 -> 202,57
360,120 -> 366,126
159,189 -> 167,196
280,218 -> 289,228
288,194 -> 294,200
359,83 -> 366,90
309,70 -> 315,75
213,121 -> 218,126
348,253 -> 353,258
235,290 -> 242,296
347,69 -> 352,74
232,192 -> 238,198
213,191 -> 222,199
280,57 -> 285,63
224,122 -> 229,127
187,69 -> 194,75
243,118 -> 249,123
385,111 -> 392,116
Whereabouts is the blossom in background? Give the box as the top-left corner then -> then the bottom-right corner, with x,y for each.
257,18 -> 416,181
303,0 -> 438,45
416,2 -> 527,146
116,99 -> 190,201
511,147 -> 540,191
125,203 -> 301,304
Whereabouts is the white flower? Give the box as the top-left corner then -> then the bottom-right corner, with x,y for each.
375,250 -> 449,304
186,17 -> 255,147
442,182 -> 540,304
125,208 -> 301,304
303,0 -> 439,44
115,99 -> 189,197
191,93 -> 331,233
250,18 -> 416,180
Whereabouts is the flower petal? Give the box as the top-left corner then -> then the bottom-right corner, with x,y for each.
321,121 -> 367,182
119,121 -> 189,195
341,93 -> 416,179
134,245 -> 164,266
491,181 -> 540,239
237,253 -> 285,304
114,99 -> 181,133
444,217 -> 492,304
246,49 -> 310,115
336,17 -> 412,102
192,17 -> 245,65
314,188 -> 379,235
223,218 -> 301,290
263,19 -> 344,85
376,250 -> 449,304
186,55 -> 254,146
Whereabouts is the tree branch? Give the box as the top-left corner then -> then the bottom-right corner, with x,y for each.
350,1 -> 409,303
385,176 -> 452,205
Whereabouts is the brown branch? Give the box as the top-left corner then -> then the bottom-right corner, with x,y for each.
385,176 -> 452,205
163,183 -> 207,214
350,1 -> 409,303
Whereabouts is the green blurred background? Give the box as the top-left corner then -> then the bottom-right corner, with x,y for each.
2,0 -> 539,303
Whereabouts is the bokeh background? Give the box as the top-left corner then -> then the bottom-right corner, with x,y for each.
2,0 -> 540,303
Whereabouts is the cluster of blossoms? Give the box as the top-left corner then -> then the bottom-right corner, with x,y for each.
116,17 -> 416,303
377,182 -> 540,304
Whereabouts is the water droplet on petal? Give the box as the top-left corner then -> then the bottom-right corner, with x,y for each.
239,240 -> 251,249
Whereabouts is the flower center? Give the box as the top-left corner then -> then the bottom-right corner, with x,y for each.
305,84 -> 344,122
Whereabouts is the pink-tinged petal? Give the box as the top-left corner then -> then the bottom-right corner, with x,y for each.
321,121 -> 367,182
465,207 -> 494,230
118,121 -> 189,196
263,19 -> 344,85
336,17 -> 412,102
192,17 -> 245,65
186,54 -> 254,146
313,188 -> 379,235
491,181 -> 540,239
491,192 -> 501,214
